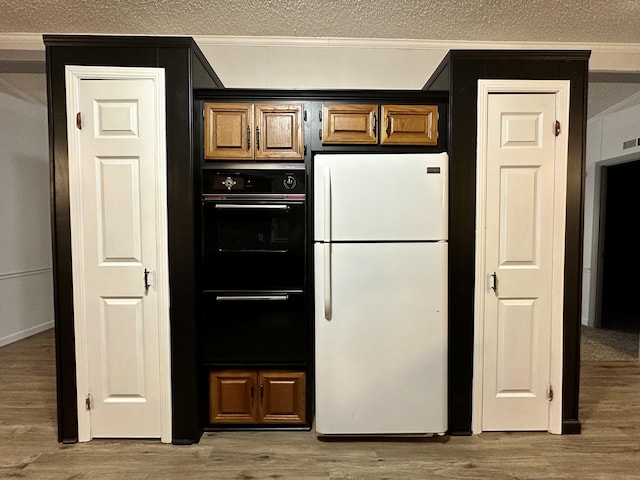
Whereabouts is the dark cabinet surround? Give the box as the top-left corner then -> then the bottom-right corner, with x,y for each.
424,50 -> 590,434
44,35 -> 223,444
45,36 -> 589,443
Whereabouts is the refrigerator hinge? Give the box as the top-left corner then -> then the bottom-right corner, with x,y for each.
547,385 -> 554,401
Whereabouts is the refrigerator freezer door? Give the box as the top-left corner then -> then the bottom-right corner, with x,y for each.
314,241 -> 447,435
313,153 -> 448,242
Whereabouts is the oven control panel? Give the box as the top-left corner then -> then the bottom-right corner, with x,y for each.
203,168 -> 305,195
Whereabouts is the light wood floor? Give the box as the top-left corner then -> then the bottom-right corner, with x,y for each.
2,330 -> 640,479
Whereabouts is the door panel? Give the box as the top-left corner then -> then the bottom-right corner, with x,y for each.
69,72 -> 167,439
254,104 -> 304,160
321,104 -> 378,144
98,157 -> 142,262
259,371 -> 306,423
313,153 -> 448,242
204,103 -> 253,160
209,371 -> 257,424
314,242 -> 447,435
482,93 -> 556,431
380,104 -> 438,145
101,298 -> 145,396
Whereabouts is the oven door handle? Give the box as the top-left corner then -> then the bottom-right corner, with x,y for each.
214,204 -> 290,210
215,295 -> 289,302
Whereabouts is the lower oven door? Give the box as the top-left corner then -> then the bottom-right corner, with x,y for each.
202,200 -> 305,290
203,291 -> 307,364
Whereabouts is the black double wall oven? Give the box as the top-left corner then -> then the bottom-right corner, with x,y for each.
201,165 -> 307,367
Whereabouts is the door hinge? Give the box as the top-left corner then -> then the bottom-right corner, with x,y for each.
554,120 -> 561,137
547,385 -> 554,401
76,112 -> 82,130
85,393 -> 92,411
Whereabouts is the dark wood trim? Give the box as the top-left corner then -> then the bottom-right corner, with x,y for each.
424,49 -> 590,435
46,46 -> 78,445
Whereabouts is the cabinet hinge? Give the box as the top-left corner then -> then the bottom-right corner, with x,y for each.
304,145 -> 307,156
76,112 -> 82,130
304,109 -> 308,122
85,393 -> 92,411
319,110 -> 322,122
547,385 -> 554,401
203,108 -> 205,119
554,120 -> 561,137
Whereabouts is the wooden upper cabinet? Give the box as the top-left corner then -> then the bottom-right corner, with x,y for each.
204,103 -> 253,160
322,104 -> 378,144
254,104 -> 305,160
258,371 -> 306,424
204,102 -> 304,161
380,104 -> 438,145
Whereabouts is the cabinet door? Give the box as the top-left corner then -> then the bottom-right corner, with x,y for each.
204,103 -> 253,160
322,104 -> 378,144
254,104 -> 304,160
258,371 -> 306,423
209,370 -> 257,423
380,105 -> 438,145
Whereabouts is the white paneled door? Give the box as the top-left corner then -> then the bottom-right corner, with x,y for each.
66,67 -> 171,442
481,92 -> 561,431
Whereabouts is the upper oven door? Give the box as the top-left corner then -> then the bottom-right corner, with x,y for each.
202,199 -> 305,291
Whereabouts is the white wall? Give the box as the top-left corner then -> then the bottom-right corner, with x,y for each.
0,89 -> 53,346
195,38 -> 448,89
582,97 -> 640,327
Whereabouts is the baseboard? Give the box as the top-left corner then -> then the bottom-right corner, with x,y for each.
562,419 -> 582,434
0,321 -> 54,348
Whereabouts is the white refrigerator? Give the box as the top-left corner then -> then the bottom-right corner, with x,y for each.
313,152 -> 448,436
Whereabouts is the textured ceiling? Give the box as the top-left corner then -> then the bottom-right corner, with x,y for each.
3,0 -> 640,113
2,0 -> 640,44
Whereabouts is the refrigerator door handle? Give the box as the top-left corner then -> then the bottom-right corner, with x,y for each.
324,243 -> 332,320
324,165 -> 331,241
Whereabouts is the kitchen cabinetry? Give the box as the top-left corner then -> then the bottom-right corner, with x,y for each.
204,102 -> 304,160
209,370 -> 306,424
380,104 -> 438,145
321,103 -> 438,145
321,104 -> 378,144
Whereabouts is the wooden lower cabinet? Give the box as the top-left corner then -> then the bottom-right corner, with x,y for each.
209,370 -> 306,425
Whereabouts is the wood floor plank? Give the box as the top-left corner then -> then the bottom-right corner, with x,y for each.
1,329 -> 640,479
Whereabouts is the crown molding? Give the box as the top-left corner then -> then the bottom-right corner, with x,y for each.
2,32 -> 640,60
0,33 -> 46,50
193,35 -> 640,53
